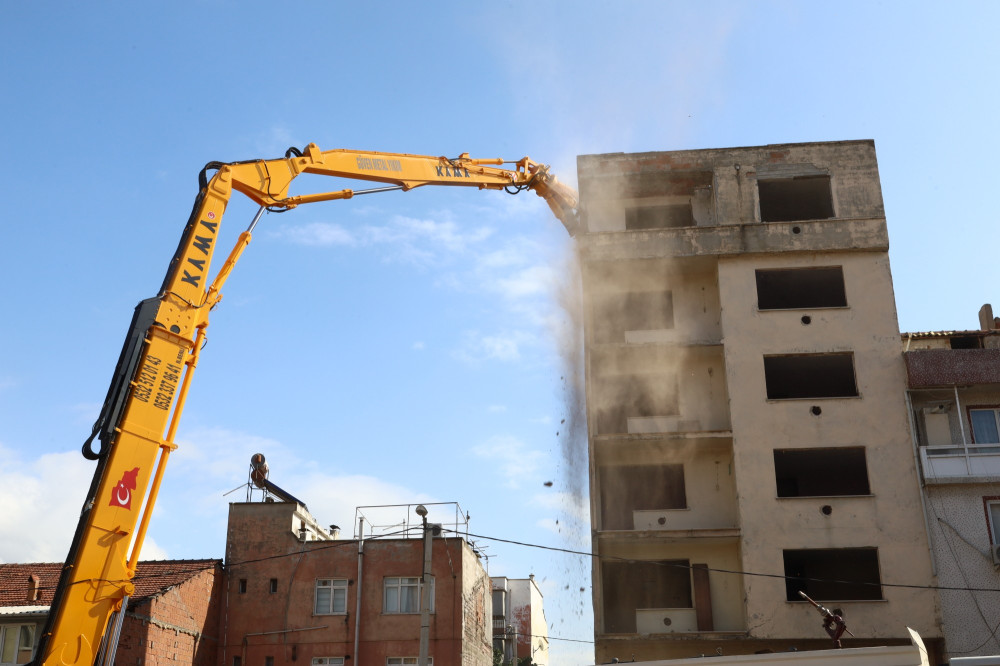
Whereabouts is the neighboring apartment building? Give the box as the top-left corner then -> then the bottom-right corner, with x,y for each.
903,308 -> 1000,660
575,141 -> 943,662
0,559 -> 221,666
221,501 -> 493,666
490,576 -> 548,666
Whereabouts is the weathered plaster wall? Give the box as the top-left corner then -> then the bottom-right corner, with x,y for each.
924,484 -> 1000,658
718,250 -> 940,640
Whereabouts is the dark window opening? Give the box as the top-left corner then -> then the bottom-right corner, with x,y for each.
783,548 -> 882,601
592,291 -> 674,343
764,353 -> 858,400
238,579 -> 247,594
269,578 -> 278,593
595,375 -> 679,434
756,267 -> 846,310
774,448 -> 870,497
233,658 -> 242,666
265,657 -> 274,666
602,560 -> 692,633
759,176 -> 834,222
950,335 -> 982,349
626,204 -> 694,230
600,464 -> 686,530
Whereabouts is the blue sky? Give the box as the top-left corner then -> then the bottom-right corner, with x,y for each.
2,2 -> 999,664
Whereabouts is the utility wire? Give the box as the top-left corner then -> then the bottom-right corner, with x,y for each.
454,529 -> 1000,596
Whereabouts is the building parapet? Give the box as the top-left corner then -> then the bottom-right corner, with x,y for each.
904,349 -> 1000,388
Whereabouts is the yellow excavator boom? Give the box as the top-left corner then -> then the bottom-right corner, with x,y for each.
34,145 -> 578,666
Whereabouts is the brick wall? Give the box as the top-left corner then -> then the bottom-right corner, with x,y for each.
116,564 -> 223,666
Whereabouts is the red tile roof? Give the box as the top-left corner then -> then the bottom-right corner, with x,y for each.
0,559 -> 221,608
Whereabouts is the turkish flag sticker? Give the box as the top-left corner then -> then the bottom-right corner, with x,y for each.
109,467 -> 140,510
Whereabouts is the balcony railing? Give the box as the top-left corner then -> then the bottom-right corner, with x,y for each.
921,444 -> 1000,480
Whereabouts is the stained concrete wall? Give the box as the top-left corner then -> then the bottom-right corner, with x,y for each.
578,140 -> 944,662
718,250 -> 939,641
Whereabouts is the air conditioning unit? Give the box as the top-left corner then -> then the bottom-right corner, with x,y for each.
992,544 -> 1000,566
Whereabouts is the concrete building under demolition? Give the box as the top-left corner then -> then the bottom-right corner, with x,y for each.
574,141 -> 943,661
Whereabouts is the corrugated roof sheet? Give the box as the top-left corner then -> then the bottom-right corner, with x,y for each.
0,605 -> 48,616
0,559 -> 220,608
901,330 -> 1000,339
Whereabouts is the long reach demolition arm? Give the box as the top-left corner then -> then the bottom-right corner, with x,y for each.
34,144 -> 579,666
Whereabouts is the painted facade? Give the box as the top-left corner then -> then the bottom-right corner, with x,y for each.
903,322 -> 1000,660
490,576 -> 548,665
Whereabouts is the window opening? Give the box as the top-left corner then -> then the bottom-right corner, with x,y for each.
950,335 -> 982,349
595,375 -> 679,434
233,657 -> 242,666
238,579 -> 247,594
265,658 -> 274,666
764,353 -> 858,400
269,578 -> 278,594
758,176 -> 834,222
592,290 -> 674,343
315,579 -> 348,614
774,448 -> 870,497
626,204 -> 694,230
312,659 -> 345,666
384,577 -> 434,614
600,464 -> 686,529
783,548 -> 882,601
387,659 -> 432,665
755,267 -> 846,310
601,560 -> 692,633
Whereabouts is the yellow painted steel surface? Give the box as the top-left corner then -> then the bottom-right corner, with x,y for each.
38,146 -> 577,666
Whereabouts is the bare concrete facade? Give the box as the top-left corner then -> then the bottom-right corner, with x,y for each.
903,322 -> 1000,660
576,141 -> 943,662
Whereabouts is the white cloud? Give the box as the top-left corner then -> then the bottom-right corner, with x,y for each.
453,330 -> 535,364
493,264 -> 557,301
0,444 -> 99,563
472,435 -> 547,489
269,213 -> 493,267
278,222 -> 356,247
412,341 -> 425,350
487,405 -> 507,413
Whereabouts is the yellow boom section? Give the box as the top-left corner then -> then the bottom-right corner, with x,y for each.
36,145 -> 578,666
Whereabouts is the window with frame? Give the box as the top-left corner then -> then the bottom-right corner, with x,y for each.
387,659 -> 432,665
383,576 -> 434,614
0,624 -> 34,665
986,499 -> 1000,546
312,658 -> 345,666
315,579 -> 348,615
970,408 -> 1000,444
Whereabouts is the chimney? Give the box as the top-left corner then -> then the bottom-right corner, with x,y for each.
979,304 -> 995,331
27,574 -> 40,602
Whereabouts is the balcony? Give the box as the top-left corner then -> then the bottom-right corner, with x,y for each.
920,444 -> 1000,482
